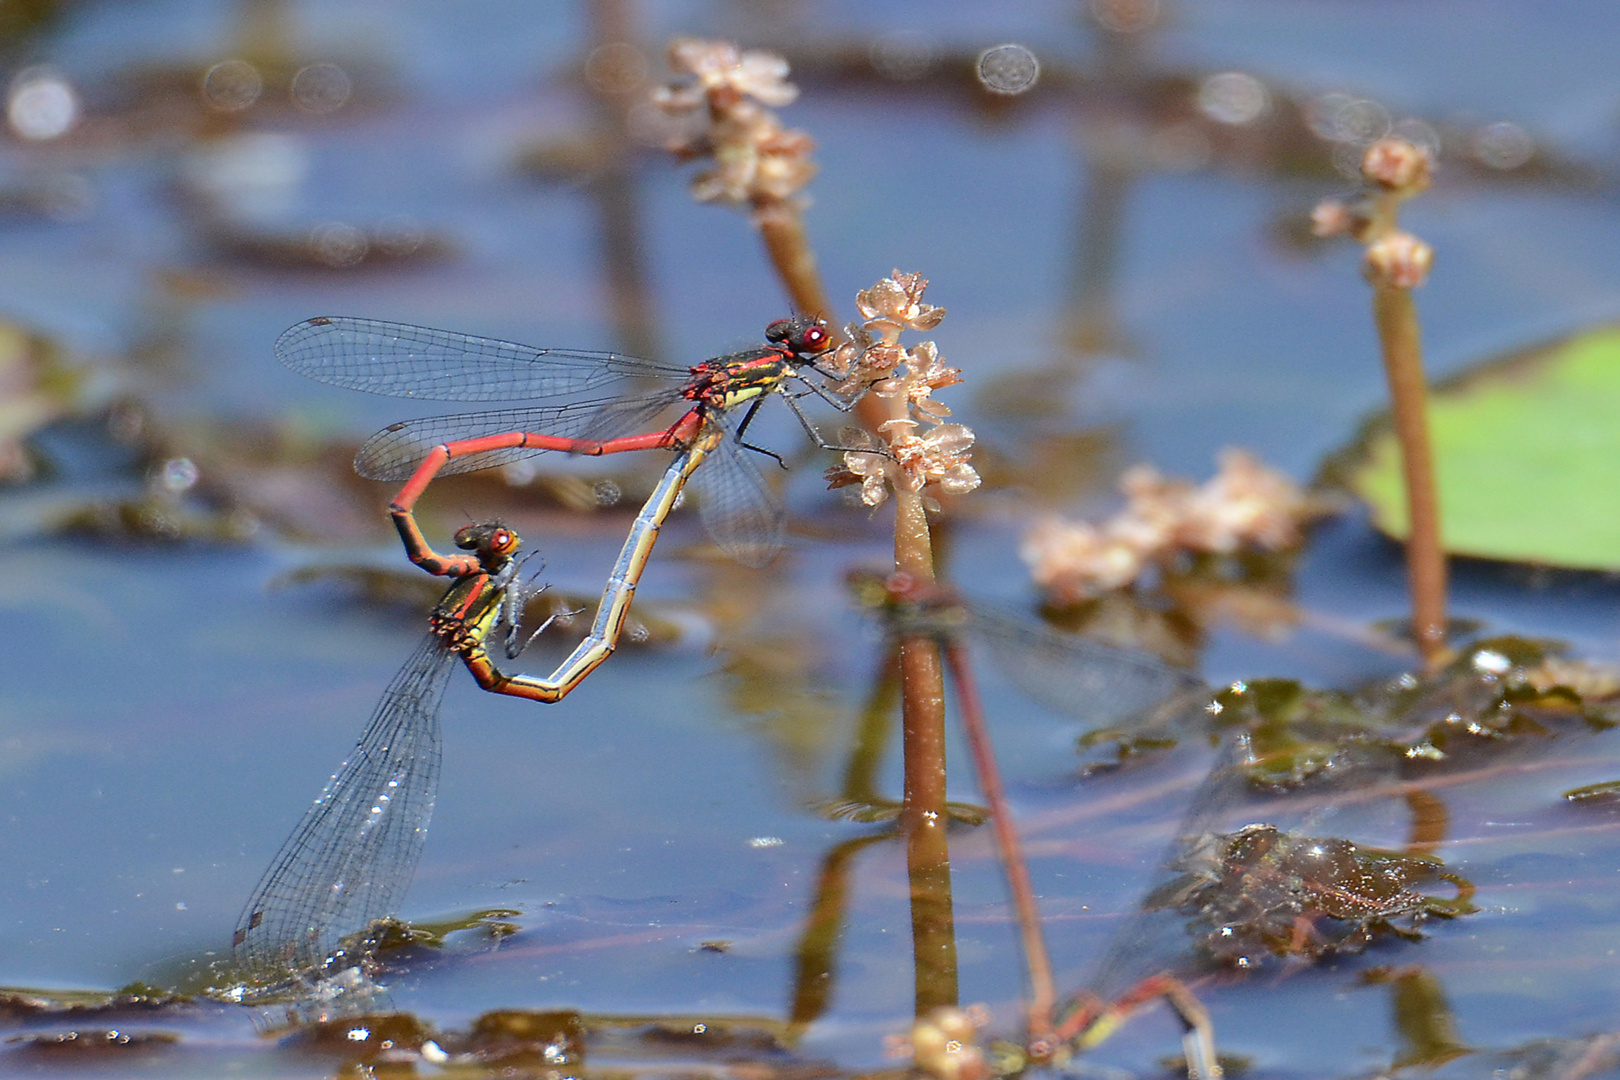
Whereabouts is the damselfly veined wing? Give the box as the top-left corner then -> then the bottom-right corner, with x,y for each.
233,632 -> 451,984
276,315 -> 862,567
234,523 -> 564,987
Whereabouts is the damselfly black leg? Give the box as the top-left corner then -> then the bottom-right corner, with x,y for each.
780,391 -> 891,457
799,367 -> 871,412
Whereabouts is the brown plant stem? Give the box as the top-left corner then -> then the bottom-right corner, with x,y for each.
586,0 -> 659,361
944,640 -> 1056,1043
886,378 -> 957,1011
899,582 -> 955,1012
756,203 -> 833,322
1373,282 -> 1447,671
754,202 -> 890,437
890,401 -> 948,829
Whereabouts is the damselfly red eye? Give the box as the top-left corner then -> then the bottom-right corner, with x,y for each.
799,324 -> 829,351
765,318 -> 793,343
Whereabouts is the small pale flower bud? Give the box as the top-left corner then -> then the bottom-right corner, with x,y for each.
1361,137 -> 1432,193
1363,230 -> 1433,288
1310,199 -> 1353,237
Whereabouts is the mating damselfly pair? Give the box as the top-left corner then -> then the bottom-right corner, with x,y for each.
227,313 -> 1202,1037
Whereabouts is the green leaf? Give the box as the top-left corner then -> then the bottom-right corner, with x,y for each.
1331,325 -> 1620,569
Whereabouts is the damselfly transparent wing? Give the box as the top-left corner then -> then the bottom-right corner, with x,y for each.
275,317 -> 690,400
352,389 -> 688,481
968,606 -> 1205,728
234,633 -> 453,983
685,415 -> 785,568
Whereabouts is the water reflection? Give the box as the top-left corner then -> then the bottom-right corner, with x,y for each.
3,1 -> 1620,1076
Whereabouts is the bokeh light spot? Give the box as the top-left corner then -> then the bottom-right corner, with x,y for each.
8,68 -> 77,140
310,222 -> 368,267
870,31 -> 937,82
201,59 -> 263,111
1473,121 -> 1533,170
585,42 -> 647,96
290,63 -> 352,114
1198,72 -> 1269,126
975,44 -> 1039,96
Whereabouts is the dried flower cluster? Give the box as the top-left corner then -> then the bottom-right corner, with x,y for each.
1362,137 -> 1433,192
1311,136 -> 1435,289
885,1005 -> 992,1080
651,38 -> 816,212
1022,449 -> 1312,603
823,272 -> 980,509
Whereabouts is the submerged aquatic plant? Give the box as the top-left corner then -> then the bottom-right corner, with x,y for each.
1152,823 -> 1476,969
1078,636 -> 1620,783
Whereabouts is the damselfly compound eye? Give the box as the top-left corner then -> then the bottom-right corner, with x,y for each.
799,323 -> 829,351
454,526 -> 479,549
765,317 -> 793,343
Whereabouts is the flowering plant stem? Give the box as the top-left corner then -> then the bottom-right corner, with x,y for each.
1373,282 -> 1447,671
757,205 -> 832,323
888,385 -> 958,1009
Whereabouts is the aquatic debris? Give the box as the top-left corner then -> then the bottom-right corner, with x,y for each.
1023,449 -> 1318,604
1564,780 -> 1620,805
457,1010 -> 583,1070
3,1028 -> 180,1056
1149,824 -> 1476,969
280,1011 -> 433,1066
1080,637 -> 1620,782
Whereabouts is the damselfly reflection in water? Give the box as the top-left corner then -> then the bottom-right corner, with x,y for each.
276,315 -> 875,569
231,522 -> 566,994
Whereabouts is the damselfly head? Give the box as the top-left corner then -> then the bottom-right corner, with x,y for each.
454,521 -> 522,561
765,315 -> 831,357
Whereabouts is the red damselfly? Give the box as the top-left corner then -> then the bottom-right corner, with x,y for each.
276,315 -> 869,569
233,522 -> 563,987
